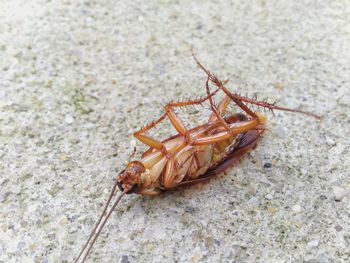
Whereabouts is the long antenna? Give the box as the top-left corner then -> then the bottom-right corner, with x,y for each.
74,180 -> 128,263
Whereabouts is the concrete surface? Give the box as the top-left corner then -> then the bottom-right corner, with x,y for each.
1,0 -> 350,262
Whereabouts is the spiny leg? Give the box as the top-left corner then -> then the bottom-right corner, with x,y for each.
191,50 -> 320,119
200,62 -> 248,134
223,90 -> 321,119
209,74 -> 260,119
163,87 -> 220,135
208,95 -> 231,123
191,51 -> 258,119
191,89 -> 266,145
192,116 -> 263,145
190,50 -> 232,123
191,53 -> 266,146
204,74 -> 231,131
133,89 -> 219,156
133,113 -> 168,151
191,52 -> 318,149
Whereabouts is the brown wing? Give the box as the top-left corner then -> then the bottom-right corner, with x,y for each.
166,129 -> 263,190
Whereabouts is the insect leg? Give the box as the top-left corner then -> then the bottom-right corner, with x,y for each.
194,74 -> 264,146
192,50 -> 320,119
191,52 -> 232,123
133,113 -> 168,150
192,51 -> 258,119
134,89 -> 219,157
204,74 -> 231,131
221,89 -> 321,119
163,88 -> 220,136
192,115 -> 264,145
208,95 -> 231,123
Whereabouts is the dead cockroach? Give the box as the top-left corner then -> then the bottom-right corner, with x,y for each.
74,54 -> 320,262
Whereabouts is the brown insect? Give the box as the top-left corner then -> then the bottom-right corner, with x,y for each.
74,54 -> 320,262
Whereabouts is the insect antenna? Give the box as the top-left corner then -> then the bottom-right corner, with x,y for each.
74,180 -> 128,263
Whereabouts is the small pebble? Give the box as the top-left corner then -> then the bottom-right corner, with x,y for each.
273,82 -> 284,90
267,205 -> 278,213
121,255 -> 130,263
248,197 -> 260,206
334,225 -> 343,232
59,154 -> 69,161
0,90 -> 5,99
292,204 -> 302,213
338,92 -> 350,106
275,127 -> 287,138
59,217 -> 68,225
85,74 -> 97,84
64,114 -> 74,124
191,252 -> 201,263
316,253 -> 329,263
213,239 -> 221,246
138,15 -> 144,22
17,241 -> 26,251
20,220 -> 28,227
334,187 -> 349,202
300,168 -> 307,175
68,227 -> 77,234
325,136 -> 336,146
319,195 -> 327,200
308,240 -> 319,247
48,233 -> 56,241
248,187 -> 257,195
265,192 -> 274,200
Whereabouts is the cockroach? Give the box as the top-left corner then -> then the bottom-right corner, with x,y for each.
74,54 -> 320,262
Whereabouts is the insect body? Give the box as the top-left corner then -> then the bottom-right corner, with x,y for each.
119,98 -> 266,196
74,55 -> 320,263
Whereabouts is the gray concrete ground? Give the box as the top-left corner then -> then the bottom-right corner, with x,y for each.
1,1 -> 350,262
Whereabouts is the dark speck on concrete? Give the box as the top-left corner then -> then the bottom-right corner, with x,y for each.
214,239 -> 221,246
185,206 -> 195,214
334,225 -> 343,232
121,255 -> 130,263
320,195 -> 327,200
264,162 -> 272,169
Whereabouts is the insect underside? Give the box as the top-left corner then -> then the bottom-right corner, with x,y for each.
121,98 -> 266,196
74,55 -> 320,263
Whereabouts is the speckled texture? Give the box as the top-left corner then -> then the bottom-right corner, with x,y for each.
1,1 -> 350,262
